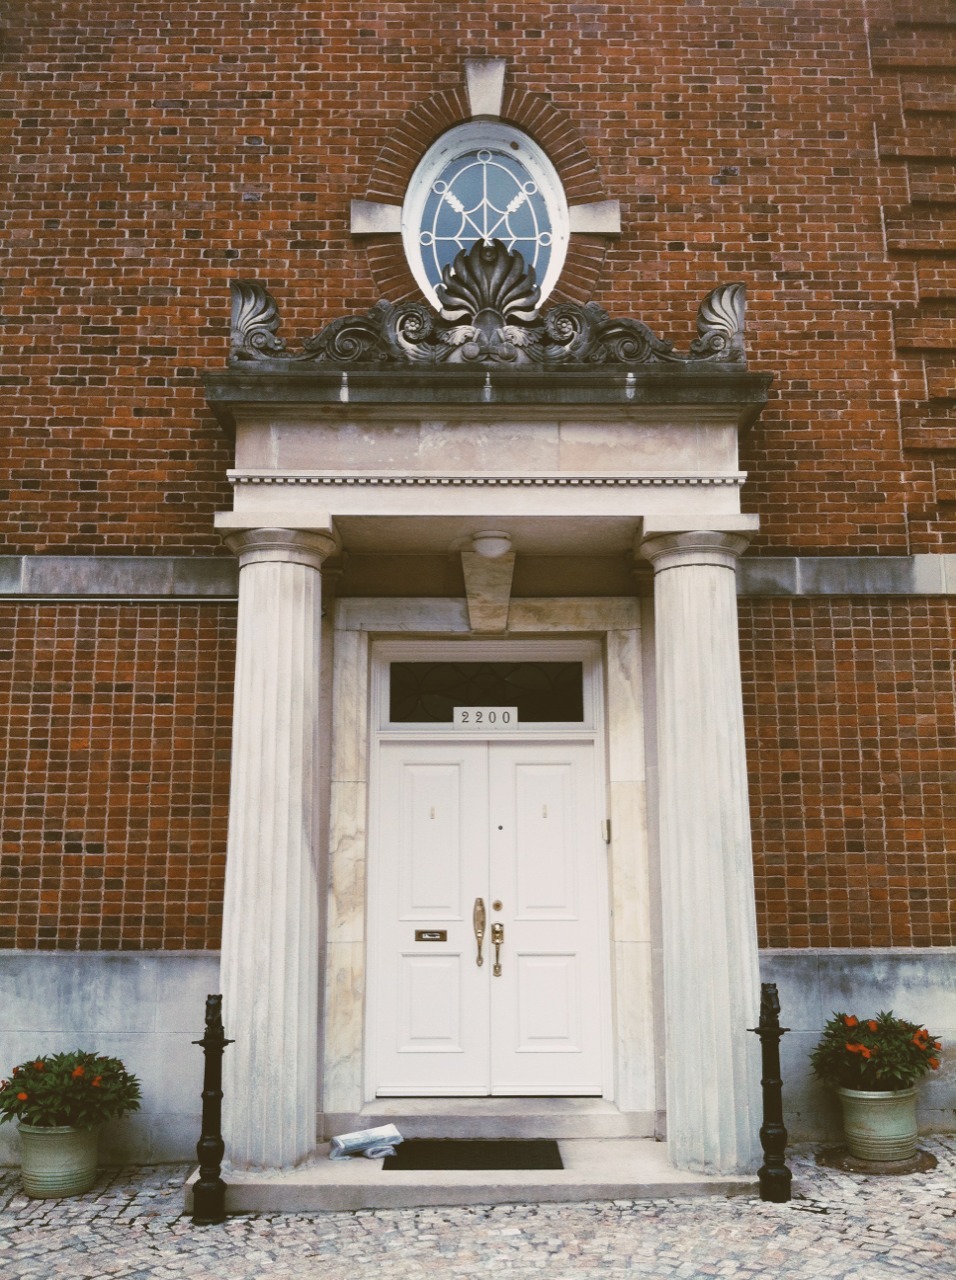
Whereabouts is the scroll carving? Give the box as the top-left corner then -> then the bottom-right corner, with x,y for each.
689,283 -> 746,363
227,242 -> 748,369
229,279 -> 286,362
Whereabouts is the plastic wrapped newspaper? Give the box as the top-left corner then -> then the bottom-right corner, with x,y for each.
328,1123 -> 403,1161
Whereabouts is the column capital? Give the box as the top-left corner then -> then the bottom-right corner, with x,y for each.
638,527 -> 755,575
224,526 -> 338,571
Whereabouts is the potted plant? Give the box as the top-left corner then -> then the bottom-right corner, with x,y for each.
0,1050 -> 142,1198
810,1011 -> 942,1161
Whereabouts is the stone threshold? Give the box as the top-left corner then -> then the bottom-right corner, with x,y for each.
322,1097 -> 654,1141
186,1139 -> 757,1213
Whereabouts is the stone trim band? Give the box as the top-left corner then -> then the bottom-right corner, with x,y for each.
3,555 -> 956,599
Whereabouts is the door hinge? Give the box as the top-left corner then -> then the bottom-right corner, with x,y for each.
601,819 -> 611,844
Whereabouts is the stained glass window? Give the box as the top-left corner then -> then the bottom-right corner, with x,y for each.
389,661 -> 584,724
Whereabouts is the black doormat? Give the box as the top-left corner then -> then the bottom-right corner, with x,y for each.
383,1139 -> 563,1171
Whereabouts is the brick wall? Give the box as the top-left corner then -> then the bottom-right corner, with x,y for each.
1,0 -> 952,554
0,604 -> 234,949
2,3 -> 954,951
4,597 -> 953,952
742,598 -> 956,948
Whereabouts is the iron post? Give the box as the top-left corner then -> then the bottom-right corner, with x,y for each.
749,981 -> 792,1203
192,993 -> 234,1225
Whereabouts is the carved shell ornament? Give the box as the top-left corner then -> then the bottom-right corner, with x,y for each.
228,240 -> 747,368
437,240 -> 541,323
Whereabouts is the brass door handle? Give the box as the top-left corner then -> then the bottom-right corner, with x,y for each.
473,898 -> 486,967
491,922 -> 504,976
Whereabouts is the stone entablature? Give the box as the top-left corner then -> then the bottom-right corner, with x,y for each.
206,245 -> 771,555
209,400 -> 764,554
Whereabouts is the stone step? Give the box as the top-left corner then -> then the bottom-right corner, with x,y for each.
321,1098 -> 654,1142
187,1139 -> 757,1213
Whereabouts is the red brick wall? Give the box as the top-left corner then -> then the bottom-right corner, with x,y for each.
0,604 -> 234,950
4,597 -> 953,952
2,0 -> 952,555
741,598 -> 956,948
2,3 -> 954,950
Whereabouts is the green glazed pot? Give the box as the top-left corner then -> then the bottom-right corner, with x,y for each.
836,1086 -> 918,1162
17,1123 -> 99,1198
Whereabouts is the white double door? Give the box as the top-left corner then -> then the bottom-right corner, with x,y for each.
370,738 -> 606,1096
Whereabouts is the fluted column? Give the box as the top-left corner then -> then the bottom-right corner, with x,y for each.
639,527 -> 761,1174
220,527 -> 336,1170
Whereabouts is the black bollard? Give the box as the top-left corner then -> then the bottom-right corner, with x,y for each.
192,994 -> 234,1225
749,982 -> 792,1203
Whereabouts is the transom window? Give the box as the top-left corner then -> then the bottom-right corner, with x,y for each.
389,661 -> 584,724
402,122 -> 569,310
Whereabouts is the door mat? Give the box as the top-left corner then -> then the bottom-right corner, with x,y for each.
383,1139 -> 563,1171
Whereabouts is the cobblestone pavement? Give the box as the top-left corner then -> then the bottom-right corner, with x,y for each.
1,1139 -> 954,1280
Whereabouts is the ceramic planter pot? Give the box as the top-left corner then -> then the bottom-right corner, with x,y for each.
836,1085 -> 918,1161
17,1123 -> 99,1198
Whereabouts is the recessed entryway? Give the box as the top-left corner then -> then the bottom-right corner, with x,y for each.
321,601 -> 659,1140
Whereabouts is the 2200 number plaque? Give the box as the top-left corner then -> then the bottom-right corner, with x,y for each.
452,706 -> 519,728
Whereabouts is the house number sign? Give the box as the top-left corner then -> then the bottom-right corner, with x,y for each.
453,707 -> 518,728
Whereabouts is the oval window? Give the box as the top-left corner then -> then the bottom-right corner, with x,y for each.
402,122 -> 569,310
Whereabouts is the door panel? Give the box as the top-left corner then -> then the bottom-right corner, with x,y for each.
374,743 -> 489,1094
398,954 -> 464,1051
512,761 -> 576,917
400,763 -> 465,917
371,739 -> 604,1096
515,953 -> 579,1047
488,744 -> 603,1093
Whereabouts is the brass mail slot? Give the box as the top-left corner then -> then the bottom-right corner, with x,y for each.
415,929 -> 447,942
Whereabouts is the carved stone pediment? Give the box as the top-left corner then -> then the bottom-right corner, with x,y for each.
228,240 -> 748,370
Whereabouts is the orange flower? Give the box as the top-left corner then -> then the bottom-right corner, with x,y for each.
866,1020 -> 878,1032
91,1076 -> 102,1088
929,1058 -> 940,1070
33,1060 -> 44,1070
71,1066 -> 85,1079
860,1047 -> 873,1059
844,1015 -> 859,1028
16,1092 -> 28,1101
846,1042 -> 865,1054
912,1031 -> 928,1048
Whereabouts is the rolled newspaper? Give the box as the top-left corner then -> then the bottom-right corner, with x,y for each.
329,1123 -> 404,1161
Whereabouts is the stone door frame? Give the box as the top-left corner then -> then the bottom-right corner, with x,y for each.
321,595 -> 660,1133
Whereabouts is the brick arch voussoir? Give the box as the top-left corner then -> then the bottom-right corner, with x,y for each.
365,89 -> 470,203
500,87 -> 605,204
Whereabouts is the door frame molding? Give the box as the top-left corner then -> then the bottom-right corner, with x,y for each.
322,597 -> 659,1130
